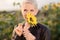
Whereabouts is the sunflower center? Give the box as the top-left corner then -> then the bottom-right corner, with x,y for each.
30,17 -> 33,22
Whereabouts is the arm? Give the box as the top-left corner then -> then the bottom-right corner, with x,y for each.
11,30 -> 17,40
11,25 -> 18,40
36,23 -> 51,40
37,26 -> 51,40
44,29 -> 51,40
11,25 -> 22,40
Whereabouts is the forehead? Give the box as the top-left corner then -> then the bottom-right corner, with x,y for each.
21,2 -> 36,9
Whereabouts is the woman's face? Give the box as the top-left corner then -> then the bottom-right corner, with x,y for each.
21,3 -> 38,20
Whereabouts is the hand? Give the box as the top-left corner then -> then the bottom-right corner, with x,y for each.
24,22 -> 30,30
23,30 -> 36,40
23,22 -> 36,40
14,23 -> 23,36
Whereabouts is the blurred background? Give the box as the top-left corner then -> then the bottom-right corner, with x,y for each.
0,0 -> 60,40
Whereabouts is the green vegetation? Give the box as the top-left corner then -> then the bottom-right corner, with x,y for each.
0,3 -> 60,40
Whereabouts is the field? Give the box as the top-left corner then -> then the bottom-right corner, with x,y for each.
0,3 -> 60,40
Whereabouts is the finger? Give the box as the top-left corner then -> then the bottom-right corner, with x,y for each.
24,23 -> 30,29
16,29 -> 21,33
15,29 -> 22,36
23,32 -> 28,38
18,23 -> 22,26
23,30 -> 29,37
18,23 -> 23,28
15,27 -> 22,33
16,26 -> 22,31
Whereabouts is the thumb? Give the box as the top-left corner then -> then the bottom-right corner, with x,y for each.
18,23 -> 23,28
24,22 -> 30,30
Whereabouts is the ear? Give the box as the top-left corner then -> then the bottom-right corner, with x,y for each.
34,8 -> 38,15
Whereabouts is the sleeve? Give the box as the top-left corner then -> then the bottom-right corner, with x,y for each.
44,29 -> 51,40
11,25 -> 17,40
36,23 -> 51,40
11,30 -> 17,40
11,23 -> 25,40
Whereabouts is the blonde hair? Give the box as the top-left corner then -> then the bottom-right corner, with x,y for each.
20,0 -> 38,9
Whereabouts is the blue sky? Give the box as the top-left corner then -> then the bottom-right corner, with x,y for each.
0,0 -> 60,11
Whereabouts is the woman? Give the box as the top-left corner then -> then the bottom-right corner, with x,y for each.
11,0 -> 50,40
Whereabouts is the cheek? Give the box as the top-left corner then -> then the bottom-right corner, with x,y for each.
31,11 -> 36,15
22,13 -> 25,18
33,10 -> 38,15
22,13 -> 26,19
22,11 -> 26,16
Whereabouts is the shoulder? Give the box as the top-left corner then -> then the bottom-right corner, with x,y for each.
35,23 -> 50,40
36,23 -> 49,31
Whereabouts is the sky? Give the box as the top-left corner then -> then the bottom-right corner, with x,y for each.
0,0 -> 60,11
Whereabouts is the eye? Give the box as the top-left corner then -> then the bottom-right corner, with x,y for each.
30,9 -> 34,12
24,9 -> 28,12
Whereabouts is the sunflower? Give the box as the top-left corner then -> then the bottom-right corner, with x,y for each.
26,12 -> 37,26
57,2 -> 60,7
43,5 -> 49,10
51,3 -> 57,10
